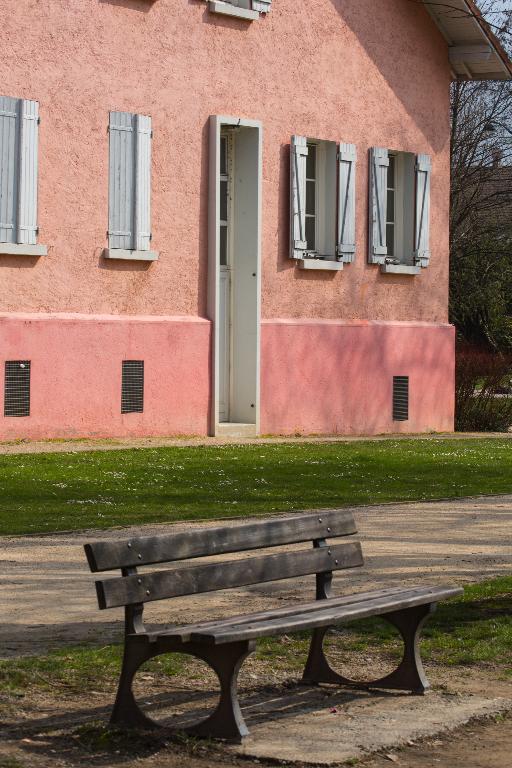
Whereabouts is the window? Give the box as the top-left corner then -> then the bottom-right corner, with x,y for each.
369,147 -> 432,273
207,1 -> 272,21
0,97 -> 46,256
219,134 -> 231,266
290,137 -> 357,270
104,111 -> 158,262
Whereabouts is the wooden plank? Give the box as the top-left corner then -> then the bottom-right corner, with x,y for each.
85,509 -> 357,572
95,541 -> 364,609
190,586 -> 463,644
147,585 -> 418,642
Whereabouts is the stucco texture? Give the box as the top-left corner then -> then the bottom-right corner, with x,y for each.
261,320 -> 455,435
0,314 -> 210,440
0,0 -> 451,322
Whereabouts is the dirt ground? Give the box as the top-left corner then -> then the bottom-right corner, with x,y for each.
1,659 -> 511,768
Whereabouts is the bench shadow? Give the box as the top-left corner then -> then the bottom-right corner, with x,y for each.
1,680 -> 404,742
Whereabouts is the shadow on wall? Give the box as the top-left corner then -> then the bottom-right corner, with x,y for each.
326,0 -> 449,153
261,324 -> 454,434
98,0 -> 156,12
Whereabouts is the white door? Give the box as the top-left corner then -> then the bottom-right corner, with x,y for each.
218,133 -> 233,423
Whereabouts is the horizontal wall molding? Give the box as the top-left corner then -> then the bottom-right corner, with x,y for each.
261,318 -> 453,329
0,312 -> 210,325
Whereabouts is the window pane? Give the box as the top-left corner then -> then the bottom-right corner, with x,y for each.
388,155 -> 395,188
306,180 -> 316,215
386,223 -> 394,256
220,180 -> 228,221
306,144 -> 316,179
220,225 -> 227,265
305,216 -> 315,250
220,137 -> 227,176
387,189 -> 395,223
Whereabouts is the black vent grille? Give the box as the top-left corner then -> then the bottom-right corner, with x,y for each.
393,376 -> 409,421
122,361 -> 144,414
4,361 -> 31,417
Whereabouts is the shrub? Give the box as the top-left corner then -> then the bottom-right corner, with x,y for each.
455,348 -> 512,432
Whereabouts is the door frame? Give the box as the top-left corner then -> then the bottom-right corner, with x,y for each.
208,115 -> 262,437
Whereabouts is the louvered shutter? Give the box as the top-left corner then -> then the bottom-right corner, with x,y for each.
252,0 -> 272,11
17,99 -> 40,245
134,114 -> 152,251
0,96 -> 18,244
414,153 -> 431,268
290,135 -> 308,259
108,111 -> 135,250
369,147 -> 389,264
337,143 -> 357,263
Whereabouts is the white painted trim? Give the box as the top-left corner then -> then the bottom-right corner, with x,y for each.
299,259 -> 344,271
0,242 -> 47,256
380,264 -> 420,275
102,248 -> 158,261
209,115 -> 262,438
208,1 -> 258,20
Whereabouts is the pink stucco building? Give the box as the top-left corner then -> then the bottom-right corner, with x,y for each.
1,0 -> 510,440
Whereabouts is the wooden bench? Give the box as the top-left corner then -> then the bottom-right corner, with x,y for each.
84,510 -> 462,741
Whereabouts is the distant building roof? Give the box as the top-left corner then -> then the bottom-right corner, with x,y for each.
422,0 -> 512,80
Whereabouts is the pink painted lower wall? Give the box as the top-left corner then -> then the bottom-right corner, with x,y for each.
260,320 -> 455,435
0,314 -> 454,440
0,314 -> 211,440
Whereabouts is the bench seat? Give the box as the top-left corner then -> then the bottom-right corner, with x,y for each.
146,584 -> 460,645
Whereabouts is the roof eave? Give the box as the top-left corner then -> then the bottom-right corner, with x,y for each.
422,0 -> 512,81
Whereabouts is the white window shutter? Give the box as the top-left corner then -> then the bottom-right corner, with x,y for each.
0,96 -> 19,244
108,111 -> 135,250
17,99 -> 40,245
252,0 -> 272,11
290,135 -> 308,259
134,114 -> 152,252
337,142 -> 357,263
369,146 -> 389,264
414,153 -> 431,268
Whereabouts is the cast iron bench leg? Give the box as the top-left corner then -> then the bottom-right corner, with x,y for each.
185,640 -> 256,742
302,603 -> 435,695
111,638 -> 158,729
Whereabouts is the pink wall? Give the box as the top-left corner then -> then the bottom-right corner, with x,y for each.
0,1 -> 455,439
0,314 -> 210,440
0,0 -> 451,323
261,320 -> 455,435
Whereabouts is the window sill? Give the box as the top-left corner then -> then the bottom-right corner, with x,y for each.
208,1 -> 259,20
103,248 -> 159,262
0,243 -> 47,256
380,264 -> 421,275
298,258 -> 344,271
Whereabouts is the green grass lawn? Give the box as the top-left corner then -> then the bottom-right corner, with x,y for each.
1,438 -> 512,535
1,577 -> 510,697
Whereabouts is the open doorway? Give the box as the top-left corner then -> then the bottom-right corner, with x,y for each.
208,116 -> 262,437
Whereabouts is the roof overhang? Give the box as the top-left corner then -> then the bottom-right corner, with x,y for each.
422,0 -> 512,80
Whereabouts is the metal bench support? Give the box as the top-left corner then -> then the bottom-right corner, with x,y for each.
302,603 -> 435,695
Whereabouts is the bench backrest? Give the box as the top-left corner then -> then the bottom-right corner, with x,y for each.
84,509 -> 363,613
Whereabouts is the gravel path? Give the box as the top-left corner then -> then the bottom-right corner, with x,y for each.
0,432 -> 511,455
1,494 -> 511,658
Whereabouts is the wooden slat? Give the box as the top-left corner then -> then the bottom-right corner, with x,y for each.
95,542 -> 363,609
146,585 -> 415,642
85,509 -> 357,572
190,586 -> 463,645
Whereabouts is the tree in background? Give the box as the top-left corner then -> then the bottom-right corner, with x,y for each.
450,1 -> 512,350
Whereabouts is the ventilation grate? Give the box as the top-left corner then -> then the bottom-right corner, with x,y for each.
393,376 -> 409,421
121,361 -> 144,414
4,361 -> 31,417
